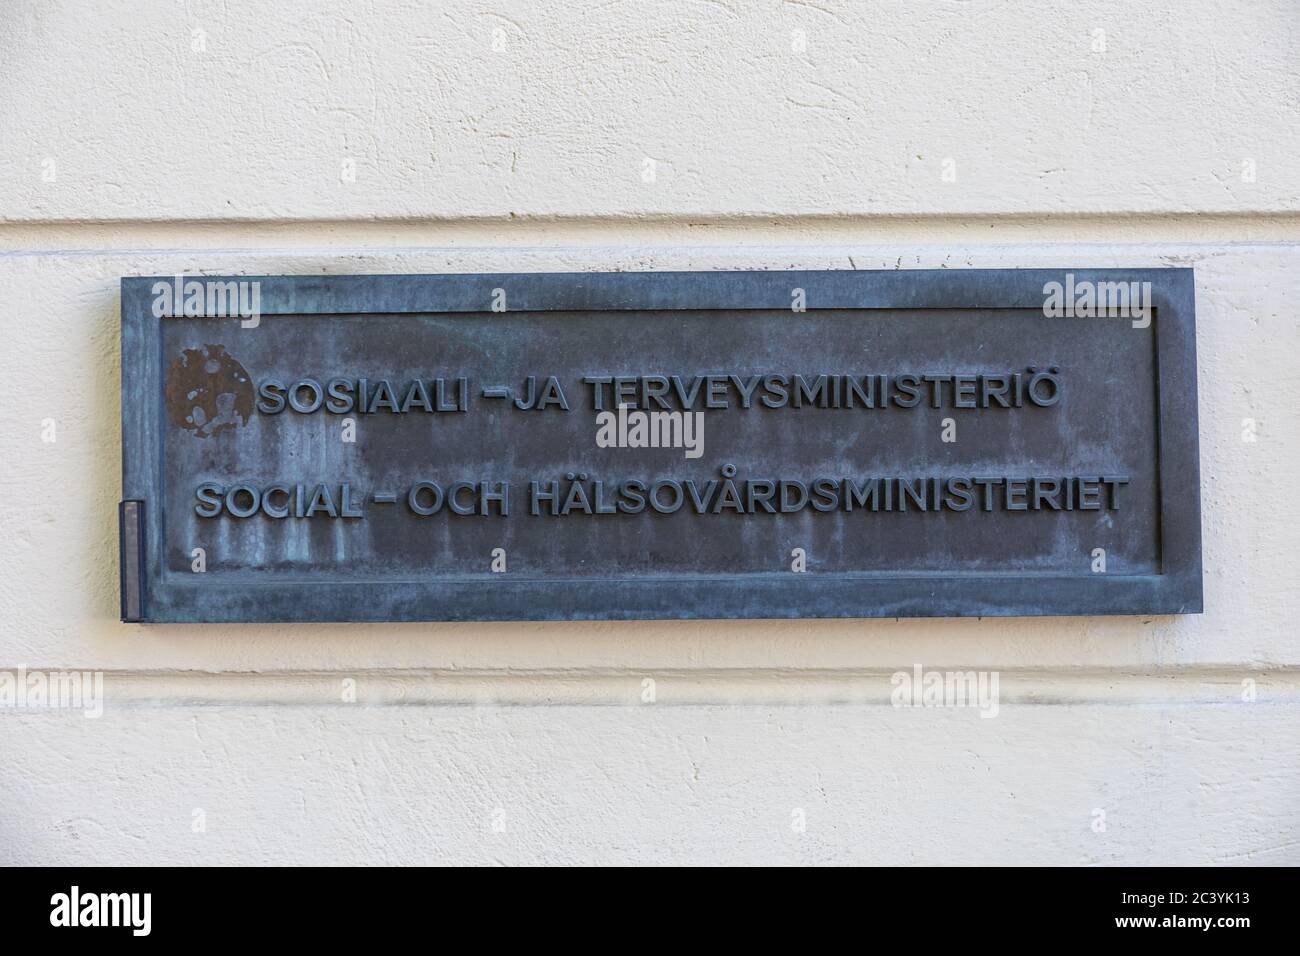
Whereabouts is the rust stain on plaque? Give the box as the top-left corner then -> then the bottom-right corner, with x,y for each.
164,344 -> 254,437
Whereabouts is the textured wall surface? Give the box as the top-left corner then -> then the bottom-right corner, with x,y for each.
0,0 -> 1296,865
2,0 -> 1298,219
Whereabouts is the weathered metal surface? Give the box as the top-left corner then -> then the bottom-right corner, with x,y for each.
119,269 -> 1202,622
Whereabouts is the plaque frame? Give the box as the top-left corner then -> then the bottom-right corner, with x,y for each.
120,268 -> 1202,622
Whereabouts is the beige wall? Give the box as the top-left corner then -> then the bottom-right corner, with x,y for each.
0,1 -> 1296,864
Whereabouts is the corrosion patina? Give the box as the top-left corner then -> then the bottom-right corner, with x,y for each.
118,269 -> 1203,623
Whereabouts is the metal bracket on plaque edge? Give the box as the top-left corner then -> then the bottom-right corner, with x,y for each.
119,500 -> 145,623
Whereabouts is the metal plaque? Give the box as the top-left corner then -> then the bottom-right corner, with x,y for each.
119,269 -> 1202,622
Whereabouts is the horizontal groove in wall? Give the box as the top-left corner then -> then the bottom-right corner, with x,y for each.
6,209 -> 1300,226
0,667 -> 1296,708
3,213 -> 1300,253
